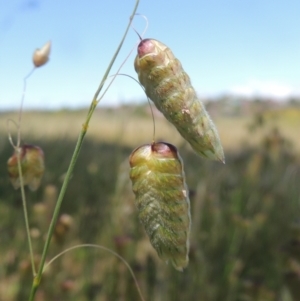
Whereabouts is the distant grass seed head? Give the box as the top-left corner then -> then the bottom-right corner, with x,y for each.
32,41 -> 51,67
7,144 -> 45,191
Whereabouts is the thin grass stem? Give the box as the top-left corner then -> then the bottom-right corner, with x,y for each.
18,68 -> 35,147
9,68 -> 37,278
17,147 -> 36,276
28,1 -> 140,300
44,244 -> 146,301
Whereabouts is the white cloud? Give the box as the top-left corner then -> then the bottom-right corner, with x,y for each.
228,80 -> 300,99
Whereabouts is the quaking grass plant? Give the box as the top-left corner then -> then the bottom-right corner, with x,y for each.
6,2 -> 141,300
6,1 -> 300,299
8,1 -> 228,296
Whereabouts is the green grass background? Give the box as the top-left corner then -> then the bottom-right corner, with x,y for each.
1,104 -> 300,301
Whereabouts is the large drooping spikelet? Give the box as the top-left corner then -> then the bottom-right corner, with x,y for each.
7,144 -> 45,191
134,38 -> 225,163
129,142 -> 191,271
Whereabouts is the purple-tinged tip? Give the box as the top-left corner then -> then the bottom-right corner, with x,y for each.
137,39 -> 155,57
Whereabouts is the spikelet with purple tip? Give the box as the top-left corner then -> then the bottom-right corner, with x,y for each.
134,39 -> 225,163
129,142 -> 191,271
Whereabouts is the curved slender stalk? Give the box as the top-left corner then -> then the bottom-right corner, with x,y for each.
8,69 -> 37,277
28,1 -> 140,300
17,147 -> 36,276
18,68 -> 35,147
44,244 -> 145,301
6,118 -> 19,148
112,73 -> 156,142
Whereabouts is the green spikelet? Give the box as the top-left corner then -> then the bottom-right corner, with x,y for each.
134,39 -> 225,163
129,142 -> 191,271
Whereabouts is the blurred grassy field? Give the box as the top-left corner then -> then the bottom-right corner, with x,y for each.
1,104 -> 300,301
1,104 -> 300,151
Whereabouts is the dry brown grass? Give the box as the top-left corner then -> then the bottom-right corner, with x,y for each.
1,106 -> 299,152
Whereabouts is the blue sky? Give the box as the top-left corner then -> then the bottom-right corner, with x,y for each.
0,0 -> 299,110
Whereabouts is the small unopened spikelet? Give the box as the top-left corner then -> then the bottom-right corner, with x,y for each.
7,144 -> 45,191
32,41 -> 51,67
134,39 -> 225,163
129,142 -> 191,271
